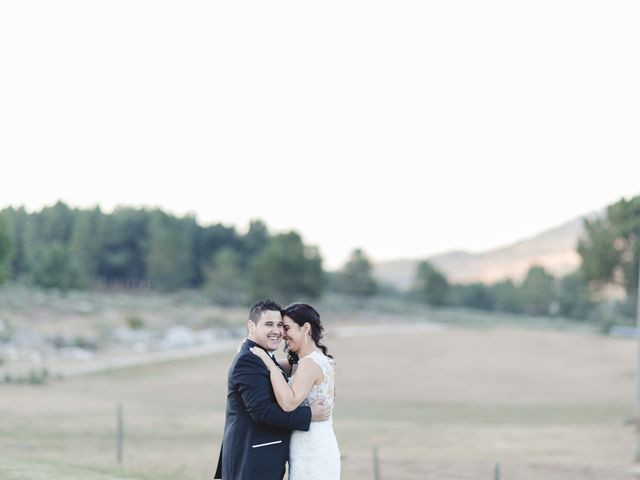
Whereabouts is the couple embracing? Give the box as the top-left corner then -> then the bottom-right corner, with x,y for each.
214,299 -> 340,480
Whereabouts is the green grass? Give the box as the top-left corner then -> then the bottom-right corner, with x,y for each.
318,292 -> 604,333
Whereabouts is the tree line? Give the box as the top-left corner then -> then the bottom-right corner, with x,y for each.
0,195 -> 638,322
411,262 -> 594,319
0,202 -> 323,303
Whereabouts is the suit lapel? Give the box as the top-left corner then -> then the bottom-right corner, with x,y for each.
270,354 -> 289,380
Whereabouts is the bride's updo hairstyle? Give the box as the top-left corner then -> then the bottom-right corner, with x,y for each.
282,302 -> 333,366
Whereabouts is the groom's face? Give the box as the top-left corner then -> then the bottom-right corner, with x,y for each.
248,310 -> 284,352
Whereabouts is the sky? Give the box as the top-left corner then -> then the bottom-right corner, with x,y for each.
1,1 -> 639,269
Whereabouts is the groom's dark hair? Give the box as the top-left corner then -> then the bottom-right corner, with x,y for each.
249,299 -> 282,324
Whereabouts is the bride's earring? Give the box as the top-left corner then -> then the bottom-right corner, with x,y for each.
304,332 -> 308,345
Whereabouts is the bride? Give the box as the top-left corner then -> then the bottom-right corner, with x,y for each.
250,302 -> 341,480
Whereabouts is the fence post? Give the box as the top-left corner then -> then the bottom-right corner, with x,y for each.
372,445 -> 381,480
494,462 -> 501,480
635,254 -> 640,461
117,402 -> 124,465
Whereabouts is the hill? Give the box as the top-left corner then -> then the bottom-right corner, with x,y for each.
374,215 -> 593,289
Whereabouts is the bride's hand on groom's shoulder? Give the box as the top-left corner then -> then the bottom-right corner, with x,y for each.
250,346 -> 272,366
236,338 -> 246,353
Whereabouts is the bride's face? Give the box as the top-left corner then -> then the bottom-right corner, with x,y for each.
283,316 -> 307,353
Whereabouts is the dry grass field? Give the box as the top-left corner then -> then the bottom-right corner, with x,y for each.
1,321 -> 637,480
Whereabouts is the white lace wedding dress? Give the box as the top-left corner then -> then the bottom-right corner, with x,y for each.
288,350 -> 341,480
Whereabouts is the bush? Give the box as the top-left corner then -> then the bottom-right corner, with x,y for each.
125,314 -> 145,330
73,336 -> 97,350
3,368 -> 50,385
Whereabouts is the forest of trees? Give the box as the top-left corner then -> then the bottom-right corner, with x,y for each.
0,195 -> 639,323
412,262 -> 594,320
0,202 -> 323,303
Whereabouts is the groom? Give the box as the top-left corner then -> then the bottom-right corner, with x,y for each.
214,299 -> 331,480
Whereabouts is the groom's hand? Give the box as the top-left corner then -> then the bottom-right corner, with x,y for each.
310,399 -> 332,422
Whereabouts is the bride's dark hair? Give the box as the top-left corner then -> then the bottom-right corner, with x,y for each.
281,302 -> 333,366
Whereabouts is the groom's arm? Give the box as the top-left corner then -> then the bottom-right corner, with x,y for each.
235,353 -> 311,431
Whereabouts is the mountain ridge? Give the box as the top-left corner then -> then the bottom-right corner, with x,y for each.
373,213 -> 599,290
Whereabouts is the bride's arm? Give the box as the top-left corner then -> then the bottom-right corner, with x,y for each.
251,348 -> 321,412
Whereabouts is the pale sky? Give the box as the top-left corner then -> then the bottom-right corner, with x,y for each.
1,1 -> 638,269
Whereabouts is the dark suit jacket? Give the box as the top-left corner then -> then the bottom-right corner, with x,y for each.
214,339 -> 312,480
